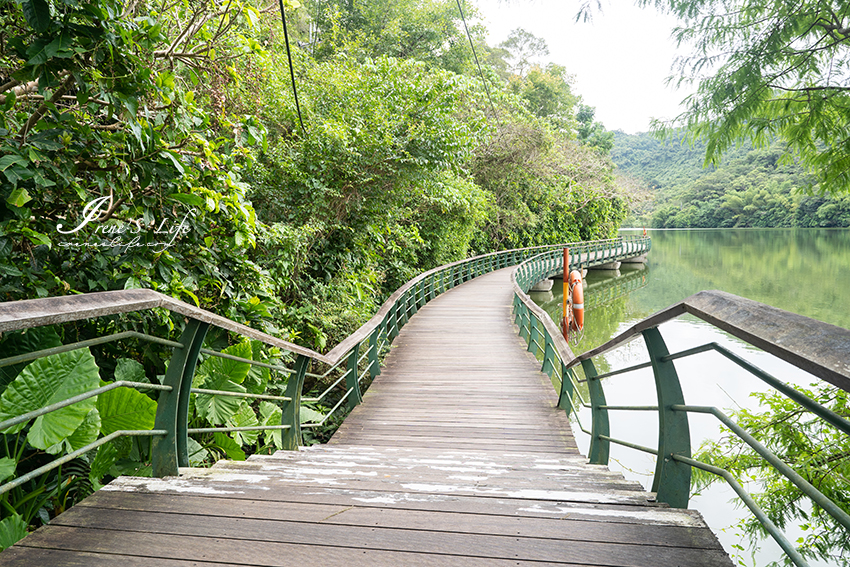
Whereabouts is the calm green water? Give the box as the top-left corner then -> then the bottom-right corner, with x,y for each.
530,228 -> 849,566
534,228 -> 850,352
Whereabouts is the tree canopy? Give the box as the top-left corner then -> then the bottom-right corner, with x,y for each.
612,131 -> 850,228
645,0 -> 850,193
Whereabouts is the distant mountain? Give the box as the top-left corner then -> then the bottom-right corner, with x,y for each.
611,132 -> 850,228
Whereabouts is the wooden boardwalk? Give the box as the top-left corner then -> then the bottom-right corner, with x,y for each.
0,269 -> 732,566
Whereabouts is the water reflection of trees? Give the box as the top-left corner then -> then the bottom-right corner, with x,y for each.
634,229 -> 850,329
531,267 -> 649,374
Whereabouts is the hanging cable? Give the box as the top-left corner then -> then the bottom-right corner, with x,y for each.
278,0 -> 307,135
455,0 -> 497,117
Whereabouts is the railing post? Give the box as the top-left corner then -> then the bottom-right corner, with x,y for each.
152,319 -> 209,476
527,316 -> 540,355
281,354 -> 309,450
345,342 -> 363,410
429,274 -> 436,300
388,302 -> 400,340
581,359 -> 610,466
558,364 -> 575,413
411,283 -> 421,314
400,291 -> 410,325
518,304 -> 530,340
368,327 -> 381,379
541,333 -> 554,376
643,327 -> 691,508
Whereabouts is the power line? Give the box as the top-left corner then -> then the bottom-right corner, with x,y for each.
278,0 -> 307,135
455,0 -> 497,118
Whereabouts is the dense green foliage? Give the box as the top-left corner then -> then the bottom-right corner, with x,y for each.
612,132 -> 850,228
693,384 -> 850,566
643,0 -> 850,193
0,0 -> 628,545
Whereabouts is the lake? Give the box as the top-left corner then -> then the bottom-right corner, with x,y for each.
530,228 -> 850,566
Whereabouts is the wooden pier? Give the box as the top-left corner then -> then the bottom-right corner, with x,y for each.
0,269 -> 731,566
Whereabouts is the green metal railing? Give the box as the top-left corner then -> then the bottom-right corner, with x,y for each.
511,247 -> 850,567
0,237 -> 648,495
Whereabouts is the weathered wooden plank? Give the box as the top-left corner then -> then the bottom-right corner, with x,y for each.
0,547 -> 220,567
102,477 -> 703,526
13,526 -> 588,567
77,491 -> 724,550
45,507 -> 732,566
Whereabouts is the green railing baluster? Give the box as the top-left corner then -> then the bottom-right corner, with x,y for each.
643,327 -> 691,509
558,364 -> 575,413
527,316 -> 540,355
388,302 -> 400,340
411,282 -> 420,314
582,359 -> 610,466
152,319 -> 209,476
518,304 -> 530,340
281,354 -> 309,450
369,327 -> 381,379
346,342 -> 363,410
400,291 -> 410,326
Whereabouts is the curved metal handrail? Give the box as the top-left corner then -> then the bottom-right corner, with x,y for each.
509,248 -> 850,567
0,236 -> 649,486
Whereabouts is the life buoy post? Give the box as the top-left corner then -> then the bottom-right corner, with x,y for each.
568,270 -> 584,332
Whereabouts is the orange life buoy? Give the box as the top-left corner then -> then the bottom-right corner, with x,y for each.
568,270 -> 584,331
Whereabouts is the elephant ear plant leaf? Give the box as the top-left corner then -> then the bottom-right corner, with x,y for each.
0,327 -> 62,393
0,348 -> 101,451
194,342 -> 252,425
0,515 -> 27,551
96,385 -> 157,436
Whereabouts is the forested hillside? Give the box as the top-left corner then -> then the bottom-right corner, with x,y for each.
0,0 -> 628,348
613,132 -> 850,228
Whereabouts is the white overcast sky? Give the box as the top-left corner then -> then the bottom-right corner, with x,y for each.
473,0 -> 689,134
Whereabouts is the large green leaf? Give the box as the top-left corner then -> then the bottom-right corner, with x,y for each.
89,442 -> 119,485
114,358 -> 148,384
260,401 -> 283,450
0,349 -> 101,450
226,402 -> 259,446
0,514 -> 27,551
194,375 -> 245,425
6,188 -> 31,208
21,0 -> 51,33
196,341 -> 252,386
46,408 -> 101,455
243,341 -> 270,395
97,385 -> 156,436
300,406 -> 325,424
186,437 -> 208,466
213,432 -> 246,461
0,326 -> 62,395
0,457 -> 16,483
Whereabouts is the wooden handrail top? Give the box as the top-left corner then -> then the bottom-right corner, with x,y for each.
575,290 -> 850,392
0,288 -> 332,365
1,239 -> 642,367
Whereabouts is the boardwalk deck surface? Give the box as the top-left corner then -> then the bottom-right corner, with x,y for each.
0,269 -> 732,566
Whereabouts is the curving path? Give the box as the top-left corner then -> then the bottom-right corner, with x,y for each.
0,269 -> 732,566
